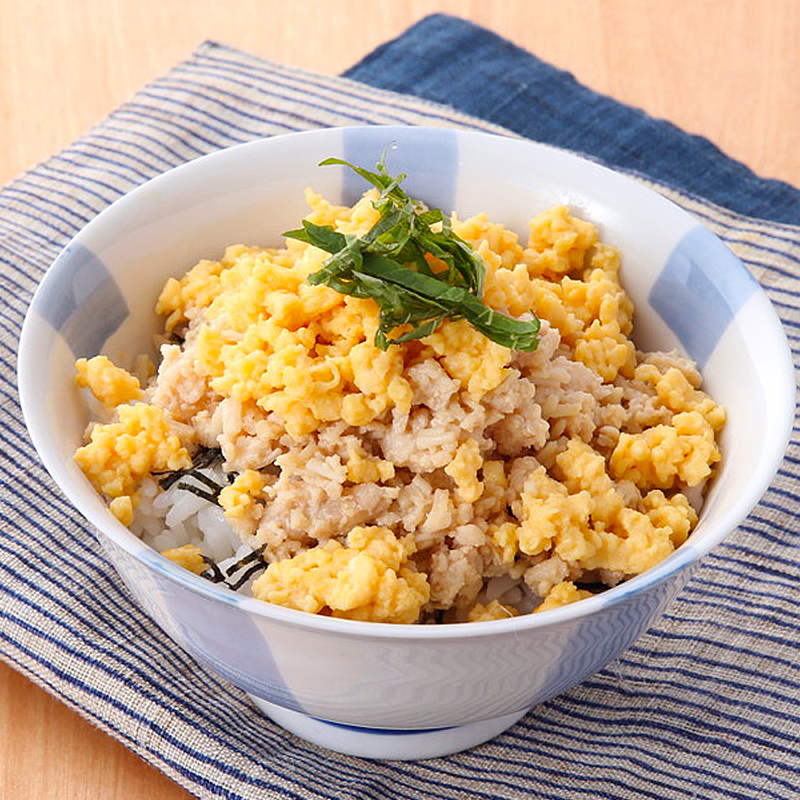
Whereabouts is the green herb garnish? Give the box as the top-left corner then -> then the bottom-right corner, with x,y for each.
284,154 -> 540,351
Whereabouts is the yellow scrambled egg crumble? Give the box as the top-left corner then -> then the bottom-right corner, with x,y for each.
478,210 -> 635,383
75,355 -> 144,407
445,439 -> 484,503
109,496 -> 134,526
75,403 -> 191,504
219,470 -> 267,518
506,438 -> 699,575
467,599 -> 519,622
534,582 -> 593,613
345,447 -> 396,484
251,526 -> 430,624
635,364 -> 726,431
160,544 -> 205,575
610,412 -> 721,490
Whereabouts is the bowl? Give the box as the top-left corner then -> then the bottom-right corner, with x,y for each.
17,125 -> 795,760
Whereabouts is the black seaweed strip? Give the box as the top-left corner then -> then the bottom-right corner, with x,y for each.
188,472 -> 226,494
224,546 -> 267,572
201,559 -> 226,583
227,562 -> 266,591
156,470 -> 186,490
175,482 -> 219,504
217,545 -> 267,590
155,446 -> 223,489
193,447 -> 223,469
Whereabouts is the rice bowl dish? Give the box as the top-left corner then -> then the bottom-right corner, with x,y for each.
20,124 -> 793,758
72,160 -> 724,625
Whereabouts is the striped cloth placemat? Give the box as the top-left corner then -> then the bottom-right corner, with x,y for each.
1,37 -> 798,800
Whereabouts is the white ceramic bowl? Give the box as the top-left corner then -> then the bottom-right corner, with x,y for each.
17,126 -> 795,760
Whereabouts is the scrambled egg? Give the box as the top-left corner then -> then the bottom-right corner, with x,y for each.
74,401 -> 191,520
345,446 -> 396,484
635,364 -> 726,432
422,319 -> 511,399
161,544 -> 205,575
534,581 -> 593,613
445,439 -> 484,503
505,440 -> 698,575
475,208 -> 635,383
109,496 -> 134,526
611,411 -> 721,490
219,469 -> 267,518
74,356 -> 191,523
76,355 -> 144,407
251,526 -> 430,623
467,599 -> 519,622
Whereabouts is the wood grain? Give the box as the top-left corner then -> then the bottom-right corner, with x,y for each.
1,1 -> 797,798
1,0 -> 799,188
0,662 -> 190,799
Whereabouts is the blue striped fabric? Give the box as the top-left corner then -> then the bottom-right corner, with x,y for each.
1,33 -> 799,800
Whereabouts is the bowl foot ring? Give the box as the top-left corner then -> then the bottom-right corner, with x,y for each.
249,695 -> 528,760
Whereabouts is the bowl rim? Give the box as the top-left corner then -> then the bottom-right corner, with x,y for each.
17,124 -> 797,641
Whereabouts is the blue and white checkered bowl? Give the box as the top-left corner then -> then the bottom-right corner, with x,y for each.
17,126 -> 795,759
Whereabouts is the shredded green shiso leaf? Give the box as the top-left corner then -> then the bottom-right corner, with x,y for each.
283,154 -> 540,351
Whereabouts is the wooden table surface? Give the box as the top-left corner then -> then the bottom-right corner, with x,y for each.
1,1 -> 798,798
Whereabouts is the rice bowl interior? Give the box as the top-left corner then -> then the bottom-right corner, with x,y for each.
70,162 -> 725,625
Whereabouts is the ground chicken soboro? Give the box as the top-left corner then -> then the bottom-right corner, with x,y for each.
74,188 -> 724,623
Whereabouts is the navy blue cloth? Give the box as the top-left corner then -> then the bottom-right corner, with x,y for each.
344,14 -> 800,225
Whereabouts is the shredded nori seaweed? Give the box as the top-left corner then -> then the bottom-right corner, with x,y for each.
175,471 -> 227,503
201,545 -> 268,591
155,446 -> 237,504
158,448 -> 270,588
155,446 -> 224,489
228,561 -> 267,591
155,447 -> 270,589
201,558 -> 226,584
